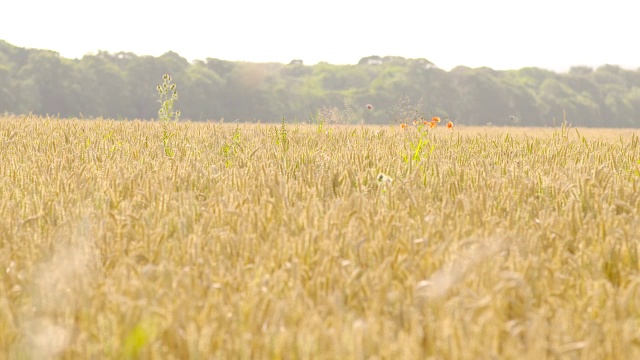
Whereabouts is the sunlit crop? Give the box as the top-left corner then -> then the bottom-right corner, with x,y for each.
1,116 -> 639,358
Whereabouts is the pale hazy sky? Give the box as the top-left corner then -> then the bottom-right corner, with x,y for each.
2,0 -> 638,71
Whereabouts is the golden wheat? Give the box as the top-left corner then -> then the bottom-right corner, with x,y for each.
1,116 -> 639,359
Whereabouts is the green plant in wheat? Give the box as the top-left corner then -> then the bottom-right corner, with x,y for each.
400,123 -> 434,180
157,74 -> 180,157
402,123 -> 434,165
309,109 -> 324,134
220,126 -> 243,168
273,117 -> 289,152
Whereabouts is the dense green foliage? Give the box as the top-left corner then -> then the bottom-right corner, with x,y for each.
2,40 -> 639,127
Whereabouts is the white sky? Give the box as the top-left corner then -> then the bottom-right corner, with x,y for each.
1,0 -> 638,72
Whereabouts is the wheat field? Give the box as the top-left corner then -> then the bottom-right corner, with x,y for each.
1,116 -> 640,359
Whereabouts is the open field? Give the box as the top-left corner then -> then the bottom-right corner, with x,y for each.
1,116 -> 640,359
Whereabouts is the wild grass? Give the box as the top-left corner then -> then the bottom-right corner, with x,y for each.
1,116 -> 640,359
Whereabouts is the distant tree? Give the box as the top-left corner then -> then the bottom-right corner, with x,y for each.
280,61 -> 312,78
180,64 -> 225,120
16,51 -> 81,116
221,62 -> 276,121
449,67 -> 514,125
205,58 -> 236,78
569,66 -> 593,76
358,55 -> 384,66
0,40 -> 30,69
80,54 -> 132,118
1,40 -> 640,127
623,88 -> 640,126
0,65 -> 15,113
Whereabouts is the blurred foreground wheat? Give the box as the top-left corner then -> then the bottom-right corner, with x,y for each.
1,116 -> 640,359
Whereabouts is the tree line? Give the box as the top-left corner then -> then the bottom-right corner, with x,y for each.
1,40 -> 639,127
